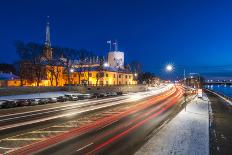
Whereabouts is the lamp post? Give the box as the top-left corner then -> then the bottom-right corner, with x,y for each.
69,68 -> 74,91
165,64 -> 186,102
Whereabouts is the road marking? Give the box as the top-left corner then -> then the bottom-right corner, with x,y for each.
3,138 -> 45,141
98,119 -> 119,130
76,143 -> 93,152
0,146 -> 14,150
30,131 -> 65,133
52,125 -> 74,128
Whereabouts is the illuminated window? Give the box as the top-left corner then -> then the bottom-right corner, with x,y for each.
106,73 -> 108,77
125,75 -> 127,78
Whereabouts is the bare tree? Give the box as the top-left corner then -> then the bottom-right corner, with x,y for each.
96,57 -> 104,86
15,41 -> 44,86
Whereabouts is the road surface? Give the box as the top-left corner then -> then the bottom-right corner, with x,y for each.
0,84 -> 185,154
3,85 -> 184,155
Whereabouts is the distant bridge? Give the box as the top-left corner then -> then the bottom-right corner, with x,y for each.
204,81 -> 232,85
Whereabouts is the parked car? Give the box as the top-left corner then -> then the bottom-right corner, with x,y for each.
0,100 -> 8,109
47,97 -> 57,103
57,96 -> 68,102
16,99 -> 30,107
38,98 -> 49,104
100,92 -> 107,97
28,99 -> 40,106
1,100 -> 17,108
64,94 -> 78,101
78,94 -> 92,100
116,92 -> 123,95
93,92 -> 107,98
109,92 -> 118,96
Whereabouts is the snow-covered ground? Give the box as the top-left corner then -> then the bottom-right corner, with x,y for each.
136,94 -> 210,155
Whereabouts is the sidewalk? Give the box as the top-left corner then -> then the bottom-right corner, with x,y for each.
135,95 -> 210,155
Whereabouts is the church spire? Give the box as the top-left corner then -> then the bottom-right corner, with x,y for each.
43,16 -> 53,60
45,16 -> 51,47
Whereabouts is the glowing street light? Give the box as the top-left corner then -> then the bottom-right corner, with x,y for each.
166,64 -> 174,72
70,68 -> 74,73
103,62 -> 109,67
134,73 -> 138,77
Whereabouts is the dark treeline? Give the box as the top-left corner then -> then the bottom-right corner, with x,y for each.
14,41 -> 96,61
0,63 -> 17,74
138,72 -> 158,84
14,41 -> 96,86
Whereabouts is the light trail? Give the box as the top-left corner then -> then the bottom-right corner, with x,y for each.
88,87 -> 183,154
8,86 -> 178,155
0,85 -> 173,131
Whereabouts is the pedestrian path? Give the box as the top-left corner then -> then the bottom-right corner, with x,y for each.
136,95 -> 210,155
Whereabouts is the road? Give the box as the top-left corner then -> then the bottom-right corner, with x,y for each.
1,85 -> 185,155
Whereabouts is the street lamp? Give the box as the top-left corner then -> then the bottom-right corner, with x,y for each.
165,64 -> 186,102
70,68 -> 74,73
103,62 -> 109,67
166,64 -> 174,72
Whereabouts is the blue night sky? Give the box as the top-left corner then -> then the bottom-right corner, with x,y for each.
0,0 -> 232,79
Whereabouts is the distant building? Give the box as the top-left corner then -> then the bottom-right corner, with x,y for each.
0,72 -> 21,87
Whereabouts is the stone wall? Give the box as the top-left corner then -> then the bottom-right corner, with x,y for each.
0,85 -> 148,97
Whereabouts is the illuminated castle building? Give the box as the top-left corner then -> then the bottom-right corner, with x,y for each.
1,19 -> 137,87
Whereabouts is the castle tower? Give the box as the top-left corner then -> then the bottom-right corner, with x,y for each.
43,16 -> 53,60
108,40 -> 124,68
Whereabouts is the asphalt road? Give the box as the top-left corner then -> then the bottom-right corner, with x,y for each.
0,85 -> 175,154
206,90 -> 232,155
0,96 -> 129,138
11,86 -> 184,155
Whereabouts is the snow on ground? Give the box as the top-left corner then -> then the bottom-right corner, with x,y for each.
136,94 -> 210,155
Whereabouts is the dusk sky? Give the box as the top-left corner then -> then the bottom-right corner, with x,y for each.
1,0 -> 232,78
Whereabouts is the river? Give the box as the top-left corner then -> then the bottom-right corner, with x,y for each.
205,85 -> 232,98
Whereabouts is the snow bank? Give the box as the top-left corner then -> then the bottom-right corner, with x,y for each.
136,94 -> 210,155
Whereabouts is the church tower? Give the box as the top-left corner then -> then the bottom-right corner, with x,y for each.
43,16 -> 53,60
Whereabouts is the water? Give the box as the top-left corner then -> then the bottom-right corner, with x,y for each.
205,85 -> 232,98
